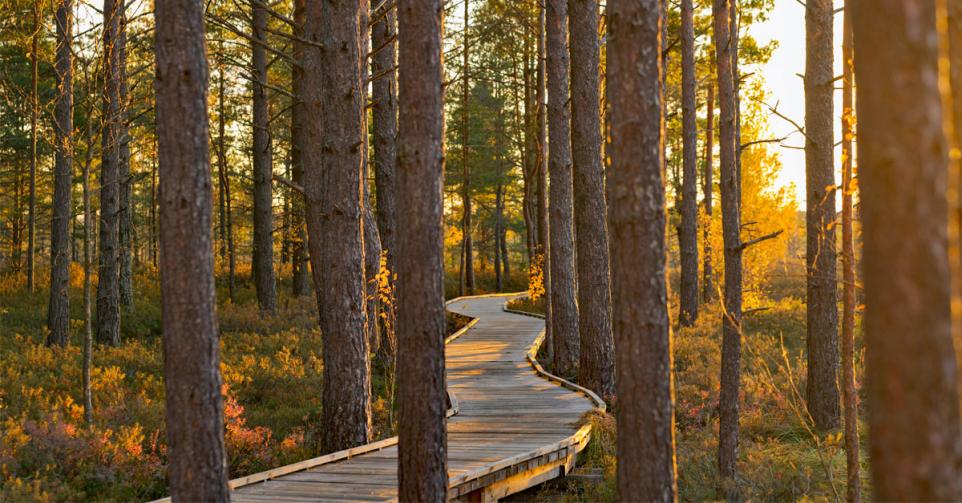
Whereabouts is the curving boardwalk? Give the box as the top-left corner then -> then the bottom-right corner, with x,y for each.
227,294 -> 602,502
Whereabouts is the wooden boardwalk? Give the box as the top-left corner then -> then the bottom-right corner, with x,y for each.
225,294 -> 603,502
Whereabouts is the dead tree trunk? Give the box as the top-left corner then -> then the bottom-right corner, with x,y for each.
840,6 -> 860,502
608,0 -> 676,498
569,0 -> 613,396
252,0 -> 278,313
804,0 -> 840,432
853,0 -> 962,499
714,0 -> 743,497
47,0 -> 74,347
303,0 -> 372,454
679,0 -> 699,326
154,0 -> 230,498
97,0 -> 123,346
396,0 -> 448,499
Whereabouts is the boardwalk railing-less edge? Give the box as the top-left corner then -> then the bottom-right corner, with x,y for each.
151,293 -> 605,503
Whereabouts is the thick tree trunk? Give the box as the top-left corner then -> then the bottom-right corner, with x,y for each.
840,7 -> 860,502
461,0 -> 475,296
713,0 -> 743,497
97,0 -> 123,346
569,0 -> 613,396
853,1 -> 962,499
545,0 -> 577,376
252,0 -> 278,313
804,0 -> 840,432
154,0 -> 230,498
303,0 -> 372,454
118,4 -> 133,307
396,0 -> 447,499
608,0 -> 676,499
27,5 -> 38,293
703,75 -> 714,302
679,0 -> 699,326
371,0 -> 398,294
47,0 -> 74,347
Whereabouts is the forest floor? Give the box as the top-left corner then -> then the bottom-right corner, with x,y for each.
505,266 -> 869,502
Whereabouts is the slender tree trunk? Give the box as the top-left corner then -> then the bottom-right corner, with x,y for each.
82,118 -> 93,423
460,0 -> 475,296
371,0 -> 398,296
545,0 -> 577,376
703,74 -> 714,302
840,7 -> 860,502
97,0 -> 123,347
27,5 -> 38,293
252,0 -> 278,313
303,0 -> 372,453
216,71 -> 236,303
714,0 -> 743,497
396,0 -> 447,498
536,6 -> 550,354
118,4 -> 133,307
609,0 -> 676,499
569,0 -> 613,395
154,0 -> 230,498
48,0 -> 74,347
804,0 -> 840,432
679,0 -> 699,326
853,1 -> 962,499
290,0 -> 310,297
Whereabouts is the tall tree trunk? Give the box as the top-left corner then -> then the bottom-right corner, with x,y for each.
679,0 -> 699,326
396,0 -> 447,499
97,0 -> 123,347
303,0 -> 372,454
853,0 -> 962,499
840,6 -> 860,502
714,0 -> 743,497
495,182 -> 504,292
703,74 -> 714,302
608,0 -> 676,498
252,0 -> 278,313
118,4 -> 133,307
569,0 -> 613,396
216,70 -> 237,304
536,5 -> 550,354
48,0 -> 74,347
461,0 -> 475,296
804,0 -> 840,432
154,0 -> 230,498
82,113 -> 93,423
291,0 -> 310,297
546,0 -> 577,376
27,4 -> 38,293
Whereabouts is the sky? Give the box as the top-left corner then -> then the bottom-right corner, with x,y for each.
748,0 -> 845,205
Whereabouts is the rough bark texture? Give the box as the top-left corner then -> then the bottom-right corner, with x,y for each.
154,0 -> 231,498
568,0 -> 613,397
713,0 -> 743,497
536,7 -> 550,354
97,0 -> 123,346
290,0 -> 310,297
252,0 -> 278,313
396,0 -> 448,499
360,0 -> 383,357
608,0 -> 676,499
804,0 -> 840,432
546,0 -> 577,377
702,75 -> 714,302
118,4 -> 133,307
679,0 -> 699,326
47,0 -> 73,347
303,0 -> 372,454
371,0 -> 398,292
546,0 -> 579,387
853,1 -> 962,499
840,8 -> 860,502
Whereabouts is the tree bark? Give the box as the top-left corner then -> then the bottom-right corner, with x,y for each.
27,4 -> 38,293
461,0 -> 475,296
97,0 -> 123,346
252,0 -> 278,313
290,0 -> 310,297
537,6 -> 550,354
396,0 -> 447,499
118,4 -> 133,307
840,6 -> 860,502
703,74 -> 714,303
154,0 -> 230,498
216,70 -> 237,303
804,0 -> 840,432
713,0 -> 743,497
82,112 -> 93,423
303,0 -> 372,454
545,0 -> 577,377
371,0 -> 398,300
853,0 -> 962,499
48,0 -> 74,347
608,0 -> 676,499
569,0 -> 613,396
679,0 -> 699,326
